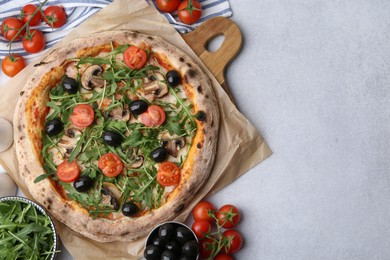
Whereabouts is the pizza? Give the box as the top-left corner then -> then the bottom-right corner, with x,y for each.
13,30 -> 219,242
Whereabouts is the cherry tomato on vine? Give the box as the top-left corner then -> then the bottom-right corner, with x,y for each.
124,45 -> 148,69
1,54 -> 26,77
192,220 -> 212,239
70,104 -> 95,128
43,6 -> 67,28
21,4 -> 42,26
141,105 -> 166,127
157,162 -> 180,186
178,0 -> 202,25
155,0 -> 181,13
199,237 -> 216,258
214,254 -> 234,260
1,17 -> 25,41
223,230 -> 243,254
57,160 -> 80,182
22,29 -> 45,54
216,204 -> 241,229
192,201 -> 216,223
98,153 -> 123,178
215,254 -> 235,260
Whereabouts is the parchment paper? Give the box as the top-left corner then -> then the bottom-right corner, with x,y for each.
0,0 -> 272,259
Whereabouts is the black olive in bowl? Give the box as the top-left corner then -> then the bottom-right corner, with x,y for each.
144,245 -> 161,260
145,221 -> 199,260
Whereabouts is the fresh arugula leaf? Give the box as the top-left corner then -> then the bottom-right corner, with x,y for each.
41,43 -> 201,214
165,115 -> 186,136
108,44 -> 130,55
77,57 -> 110,65
122,128 -> 143,147
69,128 -> 90,162
0,200 -> 56,259
46,101 -> 61,121
34,173 -> 53,184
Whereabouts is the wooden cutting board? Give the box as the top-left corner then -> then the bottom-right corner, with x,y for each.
182,17 -> 242,105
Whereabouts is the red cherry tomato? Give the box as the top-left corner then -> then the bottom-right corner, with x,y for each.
141,105 -> 166,127
22,29 -> 45,54
57,160 -> 80,182
214,254 -> 234,260
223,230 -> 243,254
192,201 -> 215,223
191,220 -> 212,239
70,104 -> 95,128
123,46 -> 148,69
1,17 -> 25,41
157,162 -> 180,186
199,237 -> 216,258
178,0 -> 202,25
215,254 -> 235,260
216,204 -> 241,229
43,6 -> 67,28
98,153 -> 123,178
1,54 -> 26,77
21,4 -> 42,26
155,0 -> 181,13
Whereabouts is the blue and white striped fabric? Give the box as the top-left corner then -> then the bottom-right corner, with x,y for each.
0,0 -> 232,60
0,0 -> 113,59
147,0 -> 232,33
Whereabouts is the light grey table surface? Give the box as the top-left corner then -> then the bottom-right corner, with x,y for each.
1,0 -> 390,259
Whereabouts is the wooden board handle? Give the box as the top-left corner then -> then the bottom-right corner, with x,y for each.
182,17 -> 242,105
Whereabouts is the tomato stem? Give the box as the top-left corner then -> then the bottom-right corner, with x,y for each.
6,0 -> 49,48
183,0 -> 201,17
202,211 -> 232,259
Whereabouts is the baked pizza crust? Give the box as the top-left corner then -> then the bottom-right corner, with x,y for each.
13,30 -> 219,242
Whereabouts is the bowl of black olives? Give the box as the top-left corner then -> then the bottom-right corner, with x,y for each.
144,221 -> 199,260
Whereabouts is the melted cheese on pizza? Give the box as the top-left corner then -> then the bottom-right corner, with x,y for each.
40,43 -> 198,218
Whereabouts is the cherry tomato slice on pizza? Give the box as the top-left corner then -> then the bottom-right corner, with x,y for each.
124,46 -> 148,70
141,105 -> 166,127
157,162 -> 180,186
70,104 -> 95,128
98,153 -> 123,178
57,160 -> 80,182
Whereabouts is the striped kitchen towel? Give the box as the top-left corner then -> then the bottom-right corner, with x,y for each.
0,0 -> 232,60
0,0 -> 113,59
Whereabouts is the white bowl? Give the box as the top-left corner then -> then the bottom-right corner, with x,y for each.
0,118 -> 13,152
